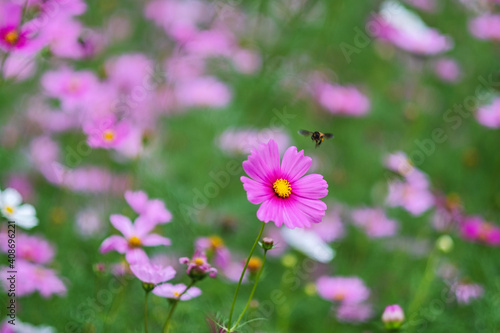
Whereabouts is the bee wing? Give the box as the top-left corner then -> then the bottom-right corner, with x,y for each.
323,133 -> 334,139
298,130 -> 312,136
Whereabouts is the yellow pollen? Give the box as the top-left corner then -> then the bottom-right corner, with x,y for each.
5,206 -> 14,214
194,257 -> 205,266
128,236 -> 141,248
333,293 -> 345,301
5,30 -> 18,45
173,291 -> 180,297
103,130 -> 116,142
247,257 -> 262,273
209,235 -> 224,249
273,178 -> 291,198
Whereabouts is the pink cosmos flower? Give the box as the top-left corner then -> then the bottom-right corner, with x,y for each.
469,14 -> 500,41
476,98 -> 500,129
0,3 -> 35,53
217,127 -> 291,155
231,49 -> 261,74
431,193 -> 463,231
384,151 -> 416,177
100,214 -> 171,264
195,236 -> 231,269
336,302 -> 373,323
240,139 -> 328,229
105,54 -> 154,93
130,260 -> 176,284
453,282 -> 484,304
433,58 -> 462,83
75,208 -> 104,238
1,260 -> 66,298
315,83 -> 370,116
33,18 -> 84,59
125,190 -> 172,225
386,179 -> 434,216
153,283 -> 202,300
351,208 -> 398,238
0,233 -> 54,264
84,116 -> 130,149
179,250 -> 217,280
316,276 -> 370,304
382,304 -> 405,328
175,76 -> 232,109
2,53 -> 36,81
460,216 -> 500,246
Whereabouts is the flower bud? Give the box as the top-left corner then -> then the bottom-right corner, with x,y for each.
142,282 -> 155,292
436,235 -> 453,253
382,304 -> 405,330
260,237 -> 274,251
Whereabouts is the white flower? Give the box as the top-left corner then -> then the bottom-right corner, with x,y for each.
0,188 -> 38,229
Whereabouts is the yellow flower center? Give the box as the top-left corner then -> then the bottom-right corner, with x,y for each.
128,236 -> 141,248
67,78 -> 81,93
103,129 -> 116,142
194,257 -> 205,266
209,235 -> 224,249
273,178 -> 291,198
333,292 -> 345,301
5,30 -> 19,45
173,291 -> 180,297
248,256 -> 262,273
5,206 -> 14,214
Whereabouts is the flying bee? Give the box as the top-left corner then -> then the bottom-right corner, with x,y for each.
298,130 -> 334,148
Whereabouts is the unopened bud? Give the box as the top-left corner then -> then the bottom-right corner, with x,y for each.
260,237 -> 274,251
382,304 -> 405,330
142,282 -> 155,292
436,235 -> 453,253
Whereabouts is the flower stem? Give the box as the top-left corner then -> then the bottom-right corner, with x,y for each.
144,291 -> 149,333
227,221 -> 266,332
162,280 -> 196,333
231,249 -> 268,331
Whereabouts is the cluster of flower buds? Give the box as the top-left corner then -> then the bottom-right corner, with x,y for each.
179,250 -> 217,281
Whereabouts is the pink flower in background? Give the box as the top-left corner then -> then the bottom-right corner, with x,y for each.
217,127 -> 291,155
105,54 -> 154,93
84,116 -> 130,149
433,58 -> 462,83
476,98 -> 500,129
5,175 -> 33,203
34,18 -> 84,59
195,236 -> 231,269
336,302 -> 373,323
460,216 -> 500,246
75,208 -> 104,238
315,83 -> 370,116
125,190 -> 172,224
384,151 -> 416,177
469,14 -> 500,41
0,233 -> 54,264
130,260 -> 176,284
175,76 -> 232,109
179,250 -> 218,279
432,193 -> 463,231
1,260 -> 66,298
29,0 -> 87,18
370,1 -> 452,55
165,54 -> 206,82
231,49 -> 261,74
100,214 -> 171,264
184,29 -> 235,57
309,206 -> 345,242
153,283 -> 202,300
453,282 -> 484,304
240,139 -> 328,228
2,53 -> 36,81
41,68 -> 99,110
316,276 -> 370,304
386,179 -> 434,216
351,208 -> 398,238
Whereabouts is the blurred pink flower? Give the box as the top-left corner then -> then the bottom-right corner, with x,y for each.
130,260 -> 176,284
153,283 -> 202,300
0,3 -> 36,53
453,282 -> 484,304
476,98 -> 500,129
100,214 -> 171,264
217,127 -> 291,155
351,207 -> 398,238
5,174 -> 33,203
469,14 -> 500,41
184,29 -> 235,57
179,250 -> 218,279
316,276 -> 370,304
29,136 -> 60,168
433,58 -> 462,83
315,83 -> 370,116
240,139 -> 328,228
195,236 -> 231,269
105,54 -> 154,93
175,76 -> 231,109
75,208 -> 104,238
336,302 -> 373,323
84,116 -> 130,149
29,0 -> 87,18
231,49 -> 261,74
0,232 -> 54,264
460,216 -> 500,246
34,18 -> 84,59
125,190 -> 172,225
386,179 -> 434,216
2,53 -> 36,81
309,206 -> 345,242
384,151 -> 415,177
431,193 -> 463,231
382,304 -> 405,329
56,167 -> 131,194
1,260 -> 66,298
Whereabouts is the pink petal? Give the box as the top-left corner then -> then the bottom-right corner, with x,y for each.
142,234 -> 171,247
134,216 -> 157,238
281,146 -> 312,183
282,197 -> 310,229
293,197 -> 327,224
100,235 -> 128,253
110,214 -> 134,238
125,190 -> 148,214
181,286 -> 202,300
257,197 -> 284,227
242,140 -> 280,184
126,248 -> 149,264
241,176 -> 274,204
292,174 -> 328,199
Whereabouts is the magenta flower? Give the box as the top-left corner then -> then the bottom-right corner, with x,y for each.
153,283 -> 202,300
195,236 -> 231,269
130,260 -> 176,284
240,139 -> 328,228
434,58 -> 462,83
453,282 -> 484,305
125,190 -> 172,225
460,216 -> 500,246
476,98 -> 500,129
0,3 -> 34,53
316,276 -> 370,304
336,302 -> 373,323
382,304 -> 405,329
0,232 -> 54,265
179,250 -> 217,280
469,14 -> 500,41
351,208 -> 398,238
315,83 -> 370,117
84,116 -> 130,149
100,214 -> 171,264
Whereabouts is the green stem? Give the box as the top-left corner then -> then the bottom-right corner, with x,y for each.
162,280 -> 196,333
231,250 -> 268,331
227,222 -> 266,332
144,291 -> 149,333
